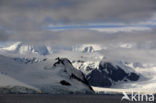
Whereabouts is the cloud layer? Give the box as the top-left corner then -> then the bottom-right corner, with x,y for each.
0,0 -> 156,46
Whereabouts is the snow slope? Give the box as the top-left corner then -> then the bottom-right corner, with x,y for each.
0,73 -> 41,93
0,55 -> 93,94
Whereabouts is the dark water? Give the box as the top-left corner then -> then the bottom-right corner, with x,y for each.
0,94 -> 154,103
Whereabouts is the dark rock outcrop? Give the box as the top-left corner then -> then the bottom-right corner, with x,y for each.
86,62 -> 140,87
60,80 -> 71,86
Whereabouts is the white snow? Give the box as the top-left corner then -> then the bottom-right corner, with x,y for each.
0,42 -> 53,56
119,43 -> 133,49
72,44 -> 102,53
0,73 -> 41,93
0,55 -> 93,94
92,86 -> 155,94
73,61 -> 99,75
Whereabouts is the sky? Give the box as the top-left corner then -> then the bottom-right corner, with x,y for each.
0,0 -> 156,47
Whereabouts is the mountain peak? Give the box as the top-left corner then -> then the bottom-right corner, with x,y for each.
72,44 -> 102,53
0,42 -> 52,56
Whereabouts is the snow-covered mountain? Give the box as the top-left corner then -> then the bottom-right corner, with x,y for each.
0,55 -> 93,94
72,55 -> 156,94
72,44 -> 102,53
0,42 -> 53,56
71,43 -> 137,53
73,59 -> 140,87
0,42 -> 138,56
0,42 -> 156,94
86,61 -> 140,87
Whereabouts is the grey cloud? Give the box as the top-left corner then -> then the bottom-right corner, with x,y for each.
5,28 -> 156,47
15,0 -> 156,22
0,0 -> 156,27
0,29 -> 8,41
0,0 -> 156,44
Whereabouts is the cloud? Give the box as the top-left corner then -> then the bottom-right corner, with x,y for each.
2,28 -> 155,47
0,28 -> 8,41
0,0 -> 156,28
90,27 -> 151,33
46,23 -> 153,32
0,0 -> 156,46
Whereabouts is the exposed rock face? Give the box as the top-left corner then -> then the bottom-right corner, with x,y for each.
86,69 -> 112,87
82,46 -> 94,53
60,80 -> 71,86
86,62 -> 140,87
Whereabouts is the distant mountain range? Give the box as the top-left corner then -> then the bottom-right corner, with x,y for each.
0,42 -> 138,55
0,42 -> 156,94
0,42 -> 53,56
